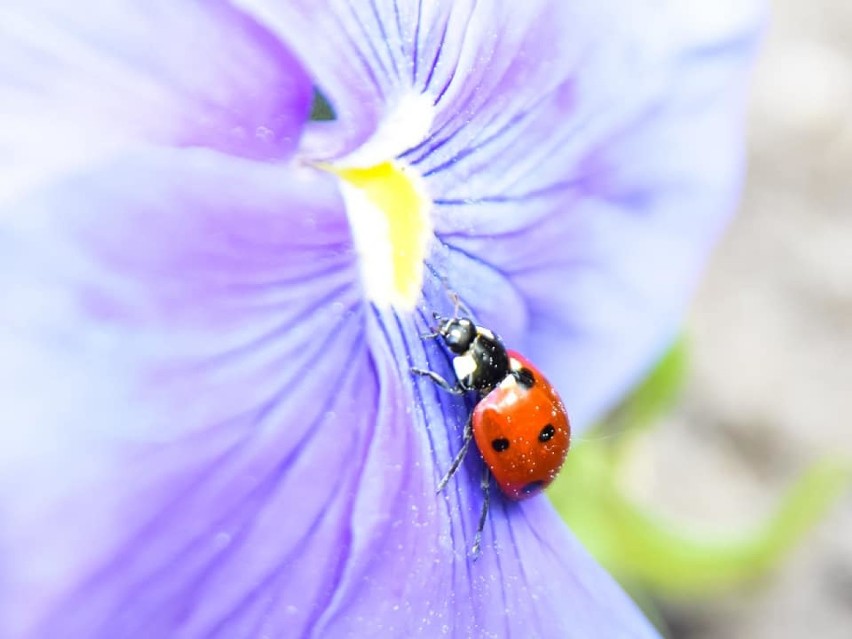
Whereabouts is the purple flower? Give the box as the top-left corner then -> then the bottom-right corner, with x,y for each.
0,1 -> 761,637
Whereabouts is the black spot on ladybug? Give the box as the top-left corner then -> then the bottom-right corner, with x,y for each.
514,368 -> 535,389
538,424 -> 555,443
522,481 -> 544,495
491,438 -> 510,452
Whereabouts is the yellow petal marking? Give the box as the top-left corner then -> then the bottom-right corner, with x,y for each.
331,161 -> 432,309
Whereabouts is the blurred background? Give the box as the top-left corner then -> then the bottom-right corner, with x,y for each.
636,0 -> 851,636
552,0 -> 851,636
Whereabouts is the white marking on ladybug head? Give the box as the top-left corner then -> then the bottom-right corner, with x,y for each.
452,354 -> 477,381
476,326 -> 495,340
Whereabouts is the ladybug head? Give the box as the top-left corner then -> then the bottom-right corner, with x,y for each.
439,317 -> 475,354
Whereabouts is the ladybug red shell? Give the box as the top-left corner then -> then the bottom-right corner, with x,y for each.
411,313 -> 571,556
472,351 -> 570,500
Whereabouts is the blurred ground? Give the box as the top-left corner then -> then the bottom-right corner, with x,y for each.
630,1 -> 852,637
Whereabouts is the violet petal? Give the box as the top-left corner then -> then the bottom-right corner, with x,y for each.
0,148 -> 363,637
233,0 -> 763,431
0,0 -> 312,204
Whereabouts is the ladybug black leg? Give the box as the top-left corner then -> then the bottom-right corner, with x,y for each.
436,414 -> 473,493
410,368 -> 465,395
471,465 -> 491,560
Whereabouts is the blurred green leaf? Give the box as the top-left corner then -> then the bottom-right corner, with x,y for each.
608,337 -> 688,437
553,456 -> 850,595
549,340 -> 852,597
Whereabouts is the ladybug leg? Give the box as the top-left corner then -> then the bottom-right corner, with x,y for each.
410,368 -> 465,395
436,414 -> 474,493
471,465 -> 491,560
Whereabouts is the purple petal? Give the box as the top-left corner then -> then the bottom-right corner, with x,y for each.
0,148 -> 363,636
0,1 -> 761,636
417,2 -> 766,429
232,0 -> 762,431
329,307 -> 659,637
0,0 -> 311,202
232,0 -> 466,160
0,145 -> 656,636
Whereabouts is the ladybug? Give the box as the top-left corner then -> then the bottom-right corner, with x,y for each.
412,312 -> 571,557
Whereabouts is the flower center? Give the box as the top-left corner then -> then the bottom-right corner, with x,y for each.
333,161 -> 432,309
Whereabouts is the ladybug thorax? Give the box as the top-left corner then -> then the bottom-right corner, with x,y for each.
448,326 -> 510,395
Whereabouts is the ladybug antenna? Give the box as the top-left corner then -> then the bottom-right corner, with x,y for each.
426,311 -> 446,332
428,266 -> 474,320
420,311 -> 448,339
450,292 -> 462,318
447,290 -> 474,320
